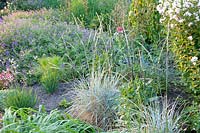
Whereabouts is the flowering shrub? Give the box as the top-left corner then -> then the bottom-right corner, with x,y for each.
0,69 -> 14,89
157,0 -> 200,95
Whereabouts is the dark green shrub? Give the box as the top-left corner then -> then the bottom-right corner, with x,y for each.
3,86 -> 37,109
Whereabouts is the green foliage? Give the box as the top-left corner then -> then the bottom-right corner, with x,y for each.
1,106 -> 97,133
121,77 -> 157,105
0,89 -> 14,111
9,0 -> 66,11
0,11 -> 89,85
3,86 -> 37,109
110,0 -> 130,28
59,98 -> 72,109
0,1 -> 12,16
69,0 -> 119,30
37,56 -> 63,93
157,0 -> 200,97
181,102 -> 200,132
129,0 -> 163,44
70,70 -> 120,131
69,0 -> 87,21
0,2 -> 198,132
119,98 -> 183,133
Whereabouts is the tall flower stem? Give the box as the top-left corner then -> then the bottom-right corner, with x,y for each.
165,20 -> 170,133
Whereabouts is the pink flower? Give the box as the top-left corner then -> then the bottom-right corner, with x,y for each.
117,26 -> 124,33
0,69 -> 14,88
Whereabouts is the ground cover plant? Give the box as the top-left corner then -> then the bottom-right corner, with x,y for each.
0,0 -> 200,132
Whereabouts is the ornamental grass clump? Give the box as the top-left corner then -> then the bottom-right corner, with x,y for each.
119,98 -> 183,133
37,56 -> 64,94
157,0 -> 200,95
3,86 -> 37,109
69,70 -> 120,131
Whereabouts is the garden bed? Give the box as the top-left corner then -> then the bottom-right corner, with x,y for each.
0,0 -> 199,132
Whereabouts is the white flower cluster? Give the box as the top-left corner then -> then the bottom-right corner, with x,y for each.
157,0 -> 200,24
191,56 -> 198,65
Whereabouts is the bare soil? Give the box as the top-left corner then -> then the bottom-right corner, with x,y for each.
32,82 -> 76,112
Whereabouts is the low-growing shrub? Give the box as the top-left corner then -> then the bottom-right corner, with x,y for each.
1,106 -> 97,133
69,70 -> 120,131
37,56 -> 64,93
2,8 -> 69,23
3,86 -> 37,109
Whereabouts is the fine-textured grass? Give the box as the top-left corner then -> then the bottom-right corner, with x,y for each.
119,98 -> 183,133
69,70 -> 120,131
37,56 -> 64,93
0,89 -> 14,111
3,86 -> 37,109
